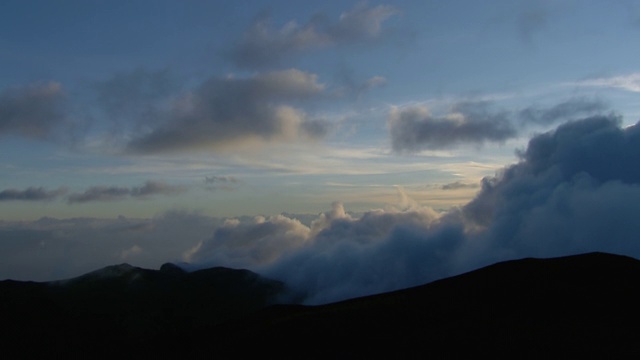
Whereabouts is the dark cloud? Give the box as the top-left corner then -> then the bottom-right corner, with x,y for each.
518,97 -> 608,125
67,181 -> 185,203
441,181 -> 479,191
130,181 -> 185,198
0,187 -> 67,201
231,3 -> 397,68
460,115 -> 640,264
389,102 -> 516,152
67,186 -> 130,203
126,69 -> 328,154
0,82 -> 68,139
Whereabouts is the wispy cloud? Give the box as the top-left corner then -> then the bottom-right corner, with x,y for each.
570,73 -> 640,93
67,181 -> 185,204
231,2 -> 398,68
518,97 -> 608,125
0,187 -> 67,202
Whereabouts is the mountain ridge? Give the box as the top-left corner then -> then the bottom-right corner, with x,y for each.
2,252 -> 640,357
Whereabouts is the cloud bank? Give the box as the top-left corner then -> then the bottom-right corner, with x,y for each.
4,115 -> 639,305
186,115 -> 640,304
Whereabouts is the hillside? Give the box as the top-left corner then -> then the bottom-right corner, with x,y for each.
2,252 -> 640,358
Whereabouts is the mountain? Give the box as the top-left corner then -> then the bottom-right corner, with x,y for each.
208,252 -> 640,358
0,263 -> 286,356
2,252 -> 640,357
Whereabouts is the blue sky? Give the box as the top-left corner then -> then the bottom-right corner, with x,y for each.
2,1 -> 640,296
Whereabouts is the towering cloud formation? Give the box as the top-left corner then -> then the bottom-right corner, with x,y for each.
462,115 -> 640,261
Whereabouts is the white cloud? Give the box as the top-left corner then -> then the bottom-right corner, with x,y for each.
570,73 -> 640,93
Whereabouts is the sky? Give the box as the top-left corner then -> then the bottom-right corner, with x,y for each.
2,0 -> 640,303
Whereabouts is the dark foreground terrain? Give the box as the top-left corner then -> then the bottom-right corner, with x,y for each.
2,252 -> 640,358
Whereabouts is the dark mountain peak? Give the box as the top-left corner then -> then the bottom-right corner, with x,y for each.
90,263 -> 138,277
159,262 -> 186,275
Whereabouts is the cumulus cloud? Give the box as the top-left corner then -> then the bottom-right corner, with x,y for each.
186,201 -> 445,303
460,115 -> 640,263
67,181 -> 185,203
0,82 -> 68,139
231,3 -> 398,68
389,102 -> 516,152
126,69 -> 329,153
0,187 -> 67,201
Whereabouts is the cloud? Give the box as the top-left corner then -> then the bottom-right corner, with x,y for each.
231,3 -> 398,68
205,176 -> 240,184
67,181 -> 185,203
441,181 -> 479,191
460,115 -> 640,263
185,215 -> 311,269
389,102 -> 516,152
204,176 -> 241,192
518,97 -> 608,125
0,82 -> 68,139
6,113 -> 640,306
186,201 -> 446,303
130,181 -> 185,198
187,114 -> 640,304
571,73 -> 640,93
126,69 -> 329,153
0,187 -> 67,201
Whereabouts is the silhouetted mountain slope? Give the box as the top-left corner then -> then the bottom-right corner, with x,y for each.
209,252 -> 640,358
0,263 -> 285,356
2,252 -> 640,358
